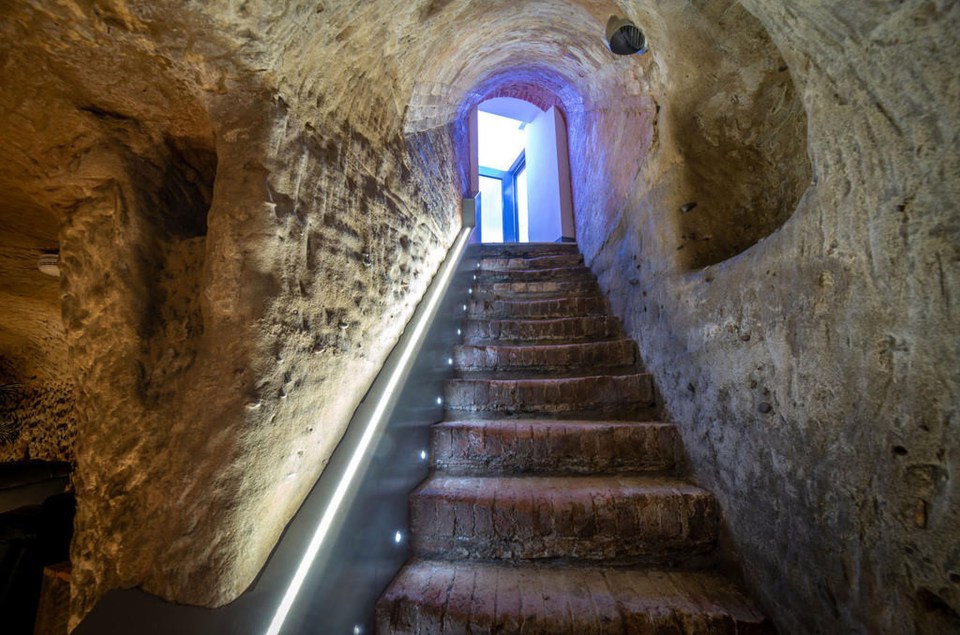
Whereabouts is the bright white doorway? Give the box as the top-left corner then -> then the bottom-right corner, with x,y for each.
475,98 -> 575,244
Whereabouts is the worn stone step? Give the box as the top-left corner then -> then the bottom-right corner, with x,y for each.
444,374 -> 657,420
462,316 -> 624,344
377,561 -> 772,635
474,265 -> 593,283
476,242 -> 579,259
473,278 -> 600,300
479,253 -> 584,270
409,475 -> 718,562
467,295 -> 608,319
431,420 -> 683,475
453,340 -> 637,376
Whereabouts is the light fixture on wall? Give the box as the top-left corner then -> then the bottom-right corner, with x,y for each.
37,252 -> 60,277
606,16 -> 648,55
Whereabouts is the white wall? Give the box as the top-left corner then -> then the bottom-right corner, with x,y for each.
478,97 -> 543,123
525,106 -> 575,242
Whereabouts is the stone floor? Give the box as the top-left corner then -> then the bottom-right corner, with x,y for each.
376,243 -> 772,634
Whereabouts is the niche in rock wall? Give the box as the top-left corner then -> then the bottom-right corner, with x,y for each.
135,135 -> 218,405
156,136 -> 218,239
49,99 -> 220,408
666,4 -> 812,270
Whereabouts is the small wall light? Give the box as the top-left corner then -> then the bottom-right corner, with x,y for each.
38,252 -> 60,277
606,16 -> 648,55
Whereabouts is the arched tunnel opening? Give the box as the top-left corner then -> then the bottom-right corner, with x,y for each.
407,2 -> 812,269
472,94 -> 576,244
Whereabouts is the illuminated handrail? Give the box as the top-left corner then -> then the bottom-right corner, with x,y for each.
73,218 -> 479,634
266,226 -> 473,634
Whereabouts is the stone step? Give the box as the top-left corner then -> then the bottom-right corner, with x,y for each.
431,420 -> 683,475
472,278 -> 600,300
377,561 -> 772,635
462,316 -> 624,344
377,237 -> 775,632
475,242 -> 579,259
453,340 -> 637,376
467,295 -> 608,319
479,253 -> 584,270
474,265 -> 593,283
409,475 -> 718,562
444,374 -> 657,420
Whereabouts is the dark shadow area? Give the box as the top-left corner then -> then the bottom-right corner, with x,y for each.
157,136 -> 218,240
915,588 -> 960,633
0,461 -> 74,635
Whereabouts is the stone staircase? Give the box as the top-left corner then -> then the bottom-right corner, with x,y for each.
376,243 -> 772,634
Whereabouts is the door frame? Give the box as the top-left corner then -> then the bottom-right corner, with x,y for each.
479,151 -> 525,243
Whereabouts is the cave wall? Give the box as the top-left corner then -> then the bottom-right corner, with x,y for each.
585,1 -> 960,632
1,0 -> 956,632
1,0 -> 461,625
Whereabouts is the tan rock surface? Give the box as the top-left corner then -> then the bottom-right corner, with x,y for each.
0,0 -> 956,632
584,2 -> 960,633
1,0 -> 460,624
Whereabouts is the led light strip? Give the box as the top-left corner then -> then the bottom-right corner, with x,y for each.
266,227 -> 472,635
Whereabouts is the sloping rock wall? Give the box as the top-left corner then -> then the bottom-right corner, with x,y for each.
0,0 -> 461,624
586,1 -> 960,632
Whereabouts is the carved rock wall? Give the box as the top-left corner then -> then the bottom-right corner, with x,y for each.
0,0 -> 461,624
1,1 -> 955,633
586,1 -> 960,633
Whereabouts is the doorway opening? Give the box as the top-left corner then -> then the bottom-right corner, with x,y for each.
474,97 -> 575,244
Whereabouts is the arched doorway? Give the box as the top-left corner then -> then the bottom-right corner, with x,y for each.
473,97 -> 575,244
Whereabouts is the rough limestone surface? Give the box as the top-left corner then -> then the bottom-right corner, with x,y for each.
0,0 -> 460,625
582,2 -> 960,634
0,0 -> 956,633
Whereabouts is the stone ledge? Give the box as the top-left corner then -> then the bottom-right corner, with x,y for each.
462,316 -> 624,344
431,420 -> 683,475
410,474 -> 718,561
467,295 -> 609,319
453,339 -> 637,375
444,373 -> 657,419
377,561 -> 772,635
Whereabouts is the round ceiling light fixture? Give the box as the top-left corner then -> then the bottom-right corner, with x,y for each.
606,16 -> 648,56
